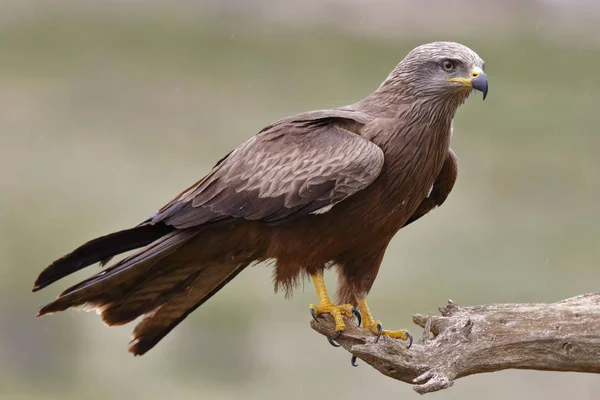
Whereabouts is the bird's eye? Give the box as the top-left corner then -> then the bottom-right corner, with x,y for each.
442,60 -> 454,71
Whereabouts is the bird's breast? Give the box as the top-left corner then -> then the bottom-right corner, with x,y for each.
350,122 -> 451,237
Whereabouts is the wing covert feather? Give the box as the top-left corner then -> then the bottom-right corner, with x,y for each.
148,115 -> 384,228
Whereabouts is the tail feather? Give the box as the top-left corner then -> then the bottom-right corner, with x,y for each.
100,262 -> 203,326
36,224 -> 252,356
37,230 -> 196,317
128,262 -> 248,356
33,223 -> 174,292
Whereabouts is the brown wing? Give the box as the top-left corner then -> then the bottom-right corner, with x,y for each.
146,111 -> 384,228
403,148 -> 458,227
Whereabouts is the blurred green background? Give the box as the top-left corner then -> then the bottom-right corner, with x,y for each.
1,1 -> 600,399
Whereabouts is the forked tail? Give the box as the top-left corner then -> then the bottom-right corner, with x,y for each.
35,229 -> 250,355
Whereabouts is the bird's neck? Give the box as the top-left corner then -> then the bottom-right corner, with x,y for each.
356,82 -> 459,161
357,82 -> 465,130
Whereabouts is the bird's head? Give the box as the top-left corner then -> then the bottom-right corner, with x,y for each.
389,41 -> 488,103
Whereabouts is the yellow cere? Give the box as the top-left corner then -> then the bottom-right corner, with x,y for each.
446,66 -> 483,87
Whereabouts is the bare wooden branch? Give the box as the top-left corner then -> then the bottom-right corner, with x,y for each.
310,293 -> 600,394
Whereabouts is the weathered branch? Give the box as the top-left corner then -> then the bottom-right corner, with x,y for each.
310,293 -> 600,394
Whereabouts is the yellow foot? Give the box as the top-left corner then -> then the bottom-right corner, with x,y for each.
309,274 -> 361,347
309,303 -> 361,346
363,319 -> 412,343
356,297 -> 413,348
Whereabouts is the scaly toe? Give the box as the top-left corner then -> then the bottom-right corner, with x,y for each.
365,321 -> 411,345
382,328 -> 411,342
309,303 -> 356,332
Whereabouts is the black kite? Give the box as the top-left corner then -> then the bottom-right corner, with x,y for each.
33,41 -> 488,357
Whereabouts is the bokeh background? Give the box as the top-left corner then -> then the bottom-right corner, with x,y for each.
1,0 -> 600,399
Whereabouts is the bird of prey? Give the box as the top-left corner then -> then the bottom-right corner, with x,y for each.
33,41 -> 488,357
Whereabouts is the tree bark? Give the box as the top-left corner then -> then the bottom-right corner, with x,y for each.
310,293 -> 600,394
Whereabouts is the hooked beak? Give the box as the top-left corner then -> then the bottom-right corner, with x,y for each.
447,66 -> 489,100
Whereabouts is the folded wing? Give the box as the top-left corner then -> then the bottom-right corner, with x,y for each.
146,112 -> 385,228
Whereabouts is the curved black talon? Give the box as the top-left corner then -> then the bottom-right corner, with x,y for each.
327,330 -> 343,347
352,307 -> 362,327
351,355 -> 359,367
406,331 -> 413,349
375,323 -> 383,343
310,308 -> 318,322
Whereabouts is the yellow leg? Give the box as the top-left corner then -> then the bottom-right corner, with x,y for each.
356,297 -> 412,345
309,274 -> 357,335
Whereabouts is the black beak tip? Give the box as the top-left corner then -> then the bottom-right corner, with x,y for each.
471,73 -> 488,101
